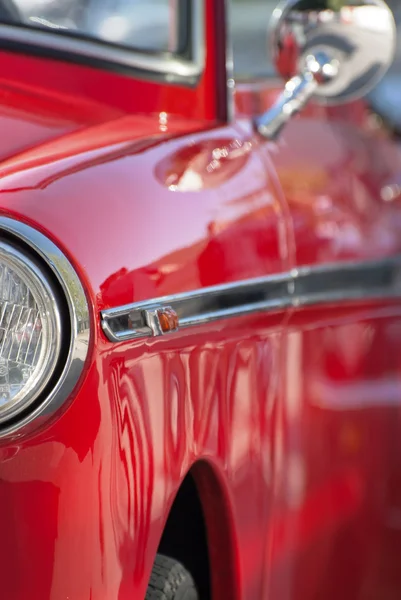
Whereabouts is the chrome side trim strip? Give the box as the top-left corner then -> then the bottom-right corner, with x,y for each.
101,256 -> 401,343
0,217 -> 90,439
0,0 -> 205,84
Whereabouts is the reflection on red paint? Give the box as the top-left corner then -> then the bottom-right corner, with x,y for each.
155,138 -> 252,191
268,469 -> 364,563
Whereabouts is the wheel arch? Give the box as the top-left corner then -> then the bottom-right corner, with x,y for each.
155,458 -> 240,600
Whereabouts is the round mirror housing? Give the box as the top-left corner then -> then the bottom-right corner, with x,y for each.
256,0 -> 396,138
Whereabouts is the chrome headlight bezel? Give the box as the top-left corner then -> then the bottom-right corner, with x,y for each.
0,218 -> 90,439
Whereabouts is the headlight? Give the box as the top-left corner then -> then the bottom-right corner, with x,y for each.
0,242 -> 62,424
0,217 -> 90,438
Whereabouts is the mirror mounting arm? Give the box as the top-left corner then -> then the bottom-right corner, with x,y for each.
255,51 -> 338,140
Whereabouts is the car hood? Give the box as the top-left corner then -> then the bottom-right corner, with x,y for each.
0,81 -> 202,189
0,78 -> 124,160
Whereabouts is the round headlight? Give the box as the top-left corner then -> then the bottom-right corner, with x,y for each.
0,241 -> 61,424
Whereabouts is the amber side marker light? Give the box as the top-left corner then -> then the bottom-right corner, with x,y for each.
157,307 -> 179,333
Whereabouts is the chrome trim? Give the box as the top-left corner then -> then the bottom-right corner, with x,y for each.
0,0 -> 205,84
256,52 -> 335,140
0,217 -> 90,438
144,306 -> 167,337
101,256 -> 401,343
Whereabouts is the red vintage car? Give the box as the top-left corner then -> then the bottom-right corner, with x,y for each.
0,0 -> 400,598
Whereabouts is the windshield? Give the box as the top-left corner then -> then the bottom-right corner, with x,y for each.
0,0 -> 178,53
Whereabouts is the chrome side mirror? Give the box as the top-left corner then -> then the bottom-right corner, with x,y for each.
256,0 -> 396,139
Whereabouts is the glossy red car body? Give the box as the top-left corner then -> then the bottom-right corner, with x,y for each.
0,1 -> 400,599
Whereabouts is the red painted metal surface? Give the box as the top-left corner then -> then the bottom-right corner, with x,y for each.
0,4 -> 399,600
238,80 -> 401,599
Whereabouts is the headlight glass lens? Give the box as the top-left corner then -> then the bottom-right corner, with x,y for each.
0,243 -> 62,424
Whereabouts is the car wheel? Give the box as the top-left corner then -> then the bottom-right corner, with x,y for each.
146,554 -> 198,600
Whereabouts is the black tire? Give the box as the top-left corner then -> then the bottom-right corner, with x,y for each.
145,554 -> 198,600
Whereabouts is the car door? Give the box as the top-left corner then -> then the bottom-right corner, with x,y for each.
232,1 -> 401,599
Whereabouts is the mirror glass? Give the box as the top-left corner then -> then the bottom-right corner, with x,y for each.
271,0 -> 396,104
